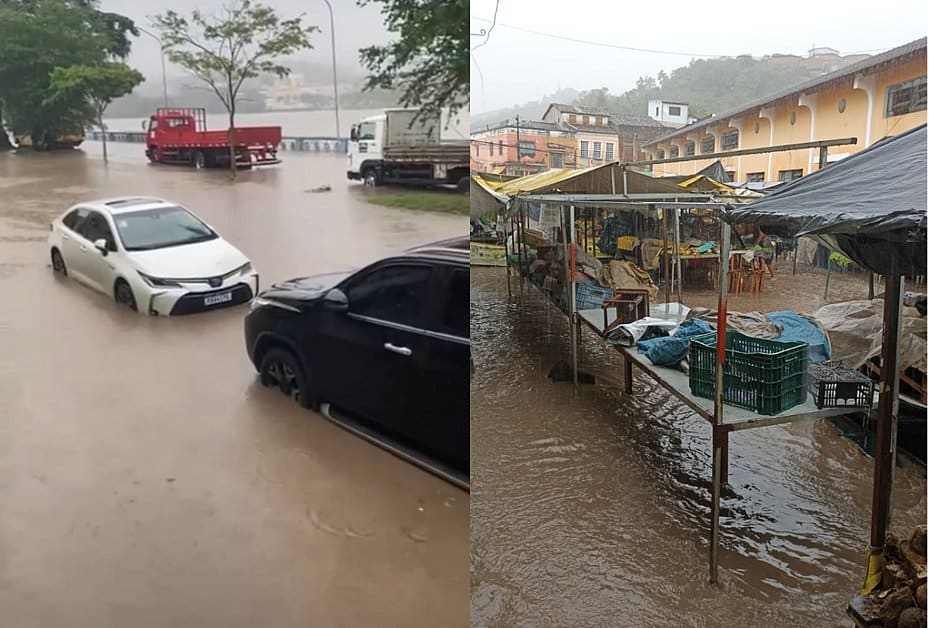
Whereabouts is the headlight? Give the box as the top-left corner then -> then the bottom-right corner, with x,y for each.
237,261 -> 254,275
250,297 -> 300,313
138,271 -> 181,288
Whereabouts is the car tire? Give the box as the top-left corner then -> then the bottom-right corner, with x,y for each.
51,248 -> 67,276
457,176 -> 470,194
363,168 -> 378,187
114,279 -> 138,312
259,347 -> 311,407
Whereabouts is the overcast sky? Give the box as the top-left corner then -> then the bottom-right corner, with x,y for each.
470,0 -> 928,113
102,0 -> 393,91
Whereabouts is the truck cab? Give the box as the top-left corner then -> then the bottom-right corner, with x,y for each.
347,114 -> 385,184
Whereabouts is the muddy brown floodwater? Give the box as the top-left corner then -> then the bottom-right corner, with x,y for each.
470,267 -> 926,627
0,142 -> 468,627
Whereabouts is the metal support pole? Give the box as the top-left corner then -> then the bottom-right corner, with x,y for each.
661,209 -> 671,302
867,270 -> 904,589
869,272 -> 875,300
818,145 -> 828,170
792,238 -> 799,275
709,220 -> 732,586
139,28 -> 169,108
624,356 -> 633,394
824,256 -> 832,300
675,207 -> 683,303
569,204 -> 578,388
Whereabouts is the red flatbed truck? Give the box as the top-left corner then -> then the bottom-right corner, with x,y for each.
144,108 -> 282,169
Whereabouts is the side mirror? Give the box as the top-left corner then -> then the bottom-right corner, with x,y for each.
349,126 -> 359,141
94,238 -> 109,256
324,288 -> 348,311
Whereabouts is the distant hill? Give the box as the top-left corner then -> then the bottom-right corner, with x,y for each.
473,52 -> 870,127
471,88 -> 581,129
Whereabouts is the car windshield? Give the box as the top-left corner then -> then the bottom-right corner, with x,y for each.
115,206 -> 217,251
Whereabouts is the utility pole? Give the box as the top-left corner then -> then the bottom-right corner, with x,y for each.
323,0 -> 340,138
515,114 -> 521,168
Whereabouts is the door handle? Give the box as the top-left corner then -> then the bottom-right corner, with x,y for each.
63,234 -> 71,241
383,343 -> 412,356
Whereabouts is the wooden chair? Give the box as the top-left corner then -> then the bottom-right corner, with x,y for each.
602,289 -> 650,334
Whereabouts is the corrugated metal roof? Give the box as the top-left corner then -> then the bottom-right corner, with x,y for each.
644,37 -> 927,147
543,102 -> 610,117
609,113 -> 666,128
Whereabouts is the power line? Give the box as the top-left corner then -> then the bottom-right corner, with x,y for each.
469,17 -> 724,57
470,16 -> 904,60
472,0 -> 501,51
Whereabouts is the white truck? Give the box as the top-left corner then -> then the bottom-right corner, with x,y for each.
347,106 -> 471,192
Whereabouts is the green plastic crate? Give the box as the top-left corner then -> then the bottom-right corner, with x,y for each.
688,330 -> 808,415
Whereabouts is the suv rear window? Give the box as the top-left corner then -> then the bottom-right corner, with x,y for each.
432,268 -> 468,338
347,264 -> 431,328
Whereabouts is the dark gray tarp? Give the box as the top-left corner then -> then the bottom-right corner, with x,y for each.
721,124 -> 927,276
696,160 -> 731,183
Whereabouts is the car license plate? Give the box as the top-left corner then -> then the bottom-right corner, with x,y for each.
204,292 -> 233,306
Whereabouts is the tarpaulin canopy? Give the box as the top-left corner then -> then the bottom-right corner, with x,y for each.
721,124 -> 927,276
695,160 -> 731,183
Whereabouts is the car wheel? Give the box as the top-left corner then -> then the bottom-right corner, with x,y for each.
363,168 -> 377,186
114,279 -> 138,311
51,248 -> 67,276
260,347 -> 311,407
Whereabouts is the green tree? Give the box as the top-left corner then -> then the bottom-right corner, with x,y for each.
47,63 -> 144,163
357,0 -> 469,118
0,0 -> 137,149
153,1 -> 316,178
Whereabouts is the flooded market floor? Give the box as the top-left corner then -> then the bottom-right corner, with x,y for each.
0,143 -> 468,628
470,267 -> 926,627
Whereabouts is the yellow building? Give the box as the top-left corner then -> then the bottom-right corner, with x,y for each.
642,38 -> 926,182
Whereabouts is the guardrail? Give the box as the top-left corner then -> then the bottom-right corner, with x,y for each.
87,130 -> 349,153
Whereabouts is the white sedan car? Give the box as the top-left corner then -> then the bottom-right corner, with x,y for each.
48,197 -> 259,315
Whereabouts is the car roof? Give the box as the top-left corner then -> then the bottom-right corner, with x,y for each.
404,236 -> 469,265
74,197 -> 179,215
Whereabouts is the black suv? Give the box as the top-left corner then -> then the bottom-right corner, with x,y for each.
244,237 -> 469,488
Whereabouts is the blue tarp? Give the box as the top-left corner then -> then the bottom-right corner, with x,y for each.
767,310 -> 830,363
637,318 -> 713,367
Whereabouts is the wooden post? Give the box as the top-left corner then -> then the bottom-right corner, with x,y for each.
867,270 -> 903,588
502,207 -> 512,297
710,220 -> 732,586
824,255 -> 832,300
869,273 -> 875,300
792,238 -> 799,275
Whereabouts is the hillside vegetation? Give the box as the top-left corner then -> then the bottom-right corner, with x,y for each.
472,54 -> 849,128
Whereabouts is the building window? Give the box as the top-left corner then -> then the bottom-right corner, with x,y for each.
669,146 -> 679,158
700,137 -> 715,154
779,169 -> 803,182
684,141 -> 695,157
518,141 -> 536,158
668,105 -> 681,117
592,141 -> 601,160
885,76 -> 927,117
746,172 -> 765,182
498,140 -> 504,155
605,142 -> 615,161
596,116 -> 606,127
580,141 -> 589,158
475,143 -> 480,156
582,115 -> 590,125
569,114 -> 577,124
657,149 -> 665,160
726,171 -> 736,181
655,106 -> 660,117
550,152 -> 563,168
489,142 -> 493,156
720,130 -> 739,151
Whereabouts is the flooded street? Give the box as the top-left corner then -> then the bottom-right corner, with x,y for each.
470,267 -> 926,627
0,142 -> 468,627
